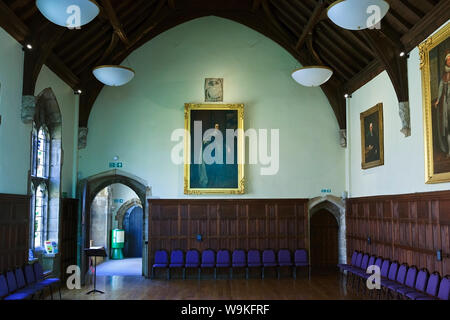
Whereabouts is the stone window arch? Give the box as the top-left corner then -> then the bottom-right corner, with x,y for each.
29,88 -> 62,252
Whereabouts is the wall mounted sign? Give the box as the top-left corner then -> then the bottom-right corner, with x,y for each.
109,162 -> 123,168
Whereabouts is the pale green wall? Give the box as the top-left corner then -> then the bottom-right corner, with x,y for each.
79,17 -> 345,198
347,22 -> 450,197
0,27 -> 29,195
0,26 -> 76,196
35,66 -> 76,196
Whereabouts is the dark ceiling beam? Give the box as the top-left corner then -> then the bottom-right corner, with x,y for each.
361,29 -> 408,103
23,24 -> 66,95
386,0 -> 422,22
295,0 -> 325,50
80,0 -> 171,126
0,0 -> 29,42
260,0 -> 295,43
401,0 -> 450,52
343,59 -> 384,95
79,76 -> 104,127
252,0 -> 262,13
45,53 -> 80,90
101,0 -> 129,45
168,0 -> 176,9
260,0 -> 346,128
114,0 -> 171,59
0,0 -> 80,91
97,32 -> 120,64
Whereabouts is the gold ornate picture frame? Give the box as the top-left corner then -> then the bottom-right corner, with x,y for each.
420,23 -> 450,184
184,103 -> 245,194
360,103 -> 384,170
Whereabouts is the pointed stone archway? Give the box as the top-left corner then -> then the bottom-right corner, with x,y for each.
308,195 -> 346,265
77,170 -> 151,282
115,198 -> 142,229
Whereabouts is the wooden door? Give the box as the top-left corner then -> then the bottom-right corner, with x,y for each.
60,199 -> 79,280
123,206 -> 143,258
310,209 -> 338,270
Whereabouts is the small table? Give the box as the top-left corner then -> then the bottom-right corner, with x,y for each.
84,247 -> 107,295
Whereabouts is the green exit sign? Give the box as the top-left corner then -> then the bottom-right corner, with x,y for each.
321,189 -> 332,193
109,162 -> 123,168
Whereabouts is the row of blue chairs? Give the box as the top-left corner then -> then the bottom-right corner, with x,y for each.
339,250 -> 449,300
0,262 -> 61,300
151,248 -> 310,280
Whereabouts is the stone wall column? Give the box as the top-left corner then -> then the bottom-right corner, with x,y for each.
78,127 -> 88,149
21,95 -> 36,123
399,101 -> 411,137
339,129 -> 347,148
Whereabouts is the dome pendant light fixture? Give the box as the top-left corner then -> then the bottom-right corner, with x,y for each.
292,66 -> 333,87
327,0 -> 390,30
92,65 -> 135,87
291,34 -> 333,87
36,0 -> 100,28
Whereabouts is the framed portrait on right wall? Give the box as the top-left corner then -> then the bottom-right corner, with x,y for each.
420,22 -> 450,184
360,103 -> 384,170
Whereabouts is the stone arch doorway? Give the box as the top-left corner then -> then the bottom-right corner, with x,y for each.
115,198 -> 142,229
77,170 -> 151,282
308,195 -> 346,272
310,210 -> 339,270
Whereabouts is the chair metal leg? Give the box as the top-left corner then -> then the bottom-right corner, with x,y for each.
277,267 -> 280,280
198,268 -> 201,280
167,268 -> 170,280
230,268 -> 233,279
262,267 -> 265,280
151,267 -> 155,279
49,286 -> 54,300
59,285 -> 62,300
183,268 -> 186,280
246,267 -> 249,280
214,268 -> 217,280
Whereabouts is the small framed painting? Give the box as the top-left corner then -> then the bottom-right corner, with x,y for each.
204,78 -> 223,102
360,103 -> 384,170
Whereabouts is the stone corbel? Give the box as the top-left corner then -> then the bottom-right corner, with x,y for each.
399,101 -> 411,137
21,95 -> 36,123
339,129 -> 347,148
78,127 -> 88,150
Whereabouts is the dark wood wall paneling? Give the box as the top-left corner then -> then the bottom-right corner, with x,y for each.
148,199 -> 308,268
0,194 -> 30,273
60,198 -> 79,280
346,191 -> 450,276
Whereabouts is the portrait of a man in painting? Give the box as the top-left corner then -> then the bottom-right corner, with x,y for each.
365,121 -> 379,163
360,103 -> 384,170
184,104 -> 244,194
421,23 -> 450,183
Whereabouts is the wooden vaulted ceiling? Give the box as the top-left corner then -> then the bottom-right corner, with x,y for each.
0,0 -> 449,129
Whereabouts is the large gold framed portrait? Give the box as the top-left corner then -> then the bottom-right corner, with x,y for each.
420,23 -> 450,184
360,103 -> 384,170
184,103 -> 245,195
